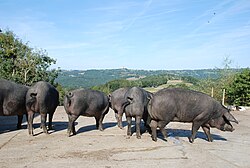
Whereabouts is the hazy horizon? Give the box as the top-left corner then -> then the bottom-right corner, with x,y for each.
58,66 -> 245,71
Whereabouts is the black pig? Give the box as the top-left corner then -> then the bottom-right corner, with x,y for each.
109,87 -> 130,129
148,88 -> 238,143
0,79 -> 28,129
123,87 -> 152,139
26,81 -> 59,135
64,89 -> 110,136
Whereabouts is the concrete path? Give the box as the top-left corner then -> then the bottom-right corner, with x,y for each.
0,106 -> 249,168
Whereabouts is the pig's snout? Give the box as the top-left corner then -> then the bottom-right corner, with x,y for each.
223,124 -> 234,132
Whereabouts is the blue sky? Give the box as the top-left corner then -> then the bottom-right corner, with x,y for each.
1,0 -> 250,70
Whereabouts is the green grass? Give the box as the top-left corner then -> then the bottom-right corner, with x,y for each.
144,80 -> 193,93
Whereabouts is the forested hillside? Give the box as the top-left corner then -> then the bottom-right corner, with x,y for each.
56,68 -> 239,88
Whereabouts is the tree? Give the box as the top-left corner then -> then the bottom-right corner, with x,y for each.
196,57 -> 237,103
56,83 -> 67,105
0,30 -> 59,85
226,68 -> 250,106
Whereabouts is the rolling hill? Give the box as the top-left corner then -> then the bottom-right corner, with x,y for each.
56,68 -> 234,89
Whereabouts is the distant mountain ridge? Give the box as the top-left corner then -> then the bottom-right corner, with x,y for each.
56,68 -> 239,88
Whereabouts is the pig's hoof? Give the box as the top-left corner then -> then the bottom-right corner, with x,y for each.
137,136 -> 141,139
126,136 -> 131,139
151,136 -> 157,142
67,131 -> 72,137
28,130 -> 34,136
188,137 -> 194,143
207,138 -> 213,142
48,126 -> 54,130
43,131 -> 49,135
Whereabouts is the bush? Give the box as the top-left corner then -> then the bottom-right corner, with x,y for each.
226,68 -> 250,106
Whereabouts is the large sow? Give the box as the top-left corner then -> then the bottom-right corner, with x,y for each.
109,87 -> 130,129
64,89 -> 110,136
26,81 -> 59,135
0,79 -> 28,129
123,87 -> 152,139
148,88 -> 238,143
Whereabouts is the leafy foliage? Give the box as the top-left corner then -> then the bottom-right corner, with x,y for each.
0,30 -> 59,85
55,83 -> 67,105
226,68 -> 250,106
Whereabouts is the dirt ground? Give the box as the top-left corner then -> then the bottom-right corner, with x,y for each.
0,106 -> 249,168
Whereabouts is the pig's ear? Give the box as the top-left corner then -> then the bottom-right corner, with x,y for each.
223,112 -> 239,124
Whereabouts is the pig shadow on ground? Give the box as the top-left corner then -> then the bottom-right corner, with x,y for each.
0,115 -> 70,135
20,122 -> 71,136
32,121 -> 72,136
76,121 -> 126,134
156,128 -> 227,142
0,115 -> 30,134
118,121 -> 128,128
51,121 -> 72,132
129,121 -> 151,136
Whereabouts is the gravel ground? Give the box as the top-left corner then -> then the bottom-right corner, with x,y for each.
0,106 -> 249,168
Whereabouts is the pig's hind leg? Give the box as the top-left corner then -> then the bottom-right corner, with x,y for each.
202,124 -> 213,142
158,121 -> 168,140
